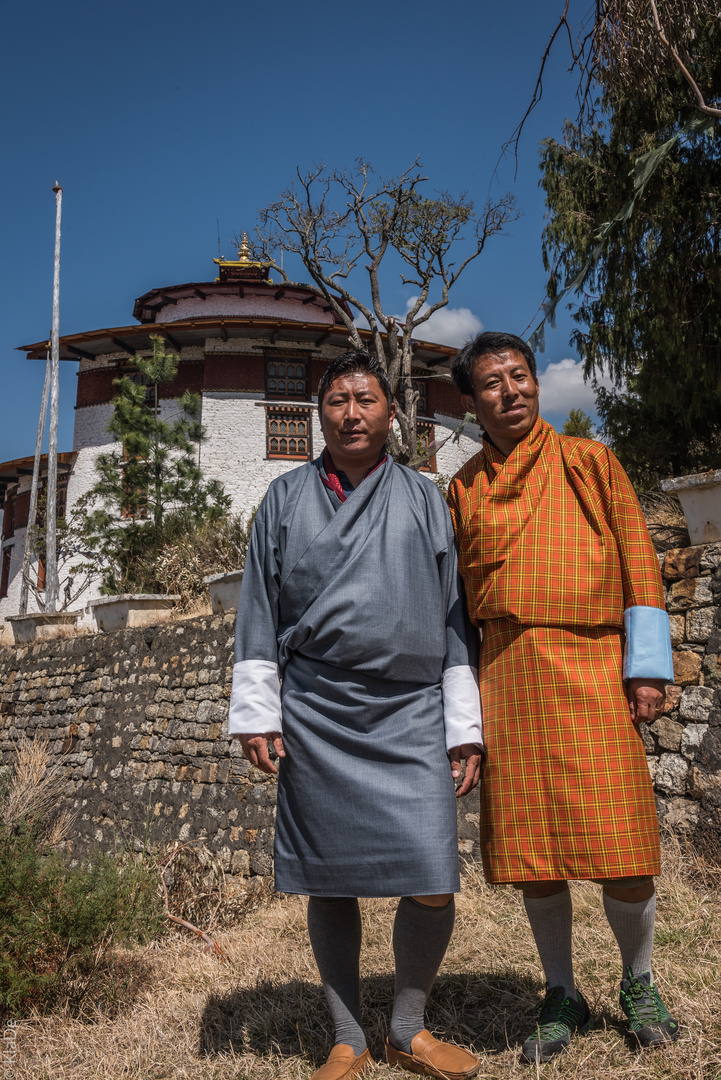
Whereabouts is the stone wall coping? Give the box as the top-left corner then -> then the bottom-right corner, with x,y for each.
203,570 -> 244,585
7,611 -> 79,625
661,470 -> 721,492
88,594 -> 181,607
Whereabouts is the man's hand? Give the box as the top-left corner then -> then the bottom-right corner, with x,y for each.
626,679 -> 666,724
236,732 -> 285,774
448,744 -> 484,798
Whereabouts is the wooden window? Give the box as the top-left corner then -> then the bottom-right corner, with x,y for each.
2,496 -> 15,541
266,406 -> 312,460
130,371 -> 155,406
37,557 -> 46,591
56,475 -> 69,520
413,377 -> 430,417
417,420 -> 437,473
0,548 -> 11,599
265,358 -> 309,400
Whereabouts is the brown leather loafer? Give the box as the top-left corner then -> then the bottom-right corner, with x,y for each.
386,1029 -> 480,1079
311,1044 -> 375,1080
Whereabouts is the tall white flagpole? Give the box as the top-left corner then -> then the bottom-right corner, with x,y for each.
45,182 -> 62,612
18,350 -> 51,615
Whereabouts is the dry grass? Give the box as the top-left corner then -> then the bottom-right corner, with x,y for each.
149,513 -> 254,611
640,493 -> 690,553
10,836 -> 721,1080
1,734 -> 75,848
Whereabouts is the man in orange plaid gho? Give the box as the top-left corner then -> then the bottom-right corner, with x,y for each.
447,331 -> 680,1063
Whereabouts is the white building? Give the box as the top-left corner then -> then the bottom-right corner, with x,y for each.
1,246 -> 481,630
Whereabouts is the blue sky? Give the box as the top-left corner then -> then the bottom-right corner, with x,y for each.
0,0 -> 609,463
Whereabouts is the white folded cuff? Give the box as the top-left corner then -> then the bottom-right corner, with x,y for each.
623,605 -> 674,681
228,659 -> 282,734
442,665 -> 484,751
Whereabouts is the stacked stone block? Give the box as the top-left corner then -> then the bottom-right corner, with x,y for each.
0,616 -> 277,876
644,542 -> 721,839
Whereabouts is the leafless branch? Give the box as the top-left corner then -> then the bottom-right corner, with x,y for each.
498,0 -> 578,175
164,912 -> 228,959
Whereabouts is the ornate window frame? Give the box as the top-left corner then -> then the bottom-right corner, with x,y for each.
264,356 -> 310,400
266,404 -> 313,461
416,419 -> 437,473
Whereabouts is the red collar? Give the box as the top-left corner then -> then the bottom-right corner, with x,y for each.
320,448 -> 387,503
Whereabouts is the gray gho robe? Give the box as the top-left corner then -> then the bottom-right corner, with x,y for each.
228,453 -> 483,897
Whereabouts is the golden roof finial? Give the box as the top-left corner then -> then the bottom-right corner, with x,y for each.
237,232 -> 252,261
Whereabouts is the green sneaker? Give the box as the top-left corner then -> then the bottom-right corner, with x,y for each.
521,986 -> 594,1063
619,968 -> 679,1047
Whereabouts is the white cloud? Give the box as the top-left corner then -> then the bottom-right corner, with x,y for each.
405,297 -> 483,348
538,357 -> 616,415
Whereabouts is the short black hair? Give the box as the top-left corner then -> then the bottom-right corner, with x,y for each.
317,349 -> 393,410
451,331 -> 537,395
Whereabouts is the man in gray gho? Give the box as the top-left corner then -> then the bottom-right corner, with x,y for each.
228,350 -> 483,1080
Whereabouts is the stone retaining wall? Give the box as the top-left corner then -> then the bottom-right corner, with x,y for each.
0,615 -> 279,874
648,542 -> 721,841
1,541 -> 719,875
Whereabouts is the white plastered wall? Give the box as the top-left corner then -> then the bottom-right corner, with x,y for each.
433,414 -> 483,478
199,393 -> 324,515
0,529 -> 32,634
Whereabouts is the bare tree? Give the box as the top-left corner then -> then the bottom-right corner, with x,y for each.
251,159 -> 518,465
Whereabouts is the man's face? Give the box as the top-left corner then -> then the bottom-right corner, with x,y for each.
319,372 -> 395,470
461,349 -> 540,455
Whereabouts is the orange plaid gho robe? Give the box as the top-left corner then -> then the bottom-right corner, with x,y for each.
447,418 -> 665,884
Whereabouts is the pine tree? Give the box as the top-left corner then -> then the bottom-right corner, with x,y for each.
561,409 -> 595,439
75,336 -> 229,593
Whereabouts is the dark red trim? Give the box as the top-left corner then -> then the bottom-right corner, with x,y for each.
321,448 -> 347,502
320,448 -> 388,503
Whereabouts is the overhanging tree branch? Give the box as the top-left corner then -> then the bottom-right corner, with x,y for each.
648,0 -> 721,117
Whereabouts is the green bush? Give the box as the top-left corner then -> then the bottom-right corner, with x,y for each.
0,817 -> 164,1017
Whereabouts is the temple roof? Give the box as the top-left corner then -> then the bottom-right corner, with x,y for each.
0,452 -> 75,501
17,255 -> 458,373
17,318 -> 456,372
212,232 -> 273,284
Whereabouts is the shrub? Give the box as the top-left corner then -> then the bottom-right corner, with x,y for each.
0,825 -> 163,1016
0,739 -> 164,1017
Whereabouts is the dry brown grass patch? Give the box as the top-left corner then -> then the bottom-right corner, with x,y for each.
1,733 -> 75,848
640,492 -> 690,552
11,837 -> 721,1080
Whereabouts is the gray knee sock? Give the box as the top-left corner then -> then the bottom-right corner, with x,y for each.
388,896 -> 456,1054
307,897 -> 366,1055
523,888 -> 576,1000
603,890 -> 656,980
